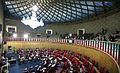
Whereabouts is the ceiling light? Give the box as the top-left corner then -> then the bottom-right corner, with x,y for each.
21,5 -> 44,29
32,5 -> 38,12
13,33 -> 17,38
23,34 -> 29,39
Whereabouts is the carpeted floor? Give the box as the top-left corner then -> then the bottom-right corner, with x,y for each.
9,60 -> 41,73
8,53 -> 41,73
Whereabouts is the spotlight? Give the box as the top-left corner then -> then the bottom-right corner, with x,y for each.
13,33 -> 17,38
23,34 -> 29,39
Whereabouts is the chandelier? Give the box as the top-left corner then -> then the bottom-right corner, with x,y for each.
21,5 -> 44,29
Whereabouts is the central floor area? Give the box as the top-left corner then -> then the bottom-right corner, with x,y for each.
9,57 -> 41,73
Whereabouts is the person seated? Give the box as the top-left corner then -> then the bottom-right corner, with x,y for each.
30,53 -> 34,59
28,57 -> 32,61
29,66 -> 35,72
8,57 -> 16,64
19,59 -> 24,64
36,66 -> 41,73
109,35 -> 115,42
23,68 -> 29,73
40,67 -> 47,73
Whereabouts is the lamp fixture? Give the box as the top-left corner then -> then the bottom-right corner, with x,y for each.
13,33 -> 17,38
23,33 -> 29,39
21,5 -> 44,29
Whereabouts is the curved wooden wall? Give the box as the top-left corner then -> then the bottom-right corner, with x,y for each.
4,41 -> 119,73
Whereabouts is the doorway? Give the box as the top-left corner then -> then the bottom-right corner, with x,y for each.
77,29 -> 85,36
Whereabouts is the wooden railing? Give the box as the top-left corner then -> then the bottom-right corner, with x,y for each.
4,37 -> 120,67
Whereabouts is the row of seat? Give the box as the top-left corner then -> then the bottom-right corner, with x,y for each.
15,48 -> 109,73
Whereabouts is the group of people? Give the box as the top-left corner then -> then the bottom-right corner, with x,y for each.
1,48 -> 109,73
16,48 -> 106,73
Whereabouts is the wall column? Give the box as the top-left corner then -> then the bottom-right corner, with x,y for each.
0,0 -> 4,63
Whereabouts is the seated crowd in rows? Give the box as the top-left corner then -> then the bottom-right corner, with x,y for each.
16,48 -> 109,73
1,48 -> 109,73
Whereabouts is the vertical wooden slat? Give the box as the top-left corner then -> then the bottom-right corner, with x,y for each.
112,43 -> 115,58
104,42 -> 107,52
110,43 -> 112,55
107,43 -> 110,54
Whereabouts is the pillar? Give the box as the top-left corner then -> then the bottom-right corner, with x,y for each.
0,0 -> 4,63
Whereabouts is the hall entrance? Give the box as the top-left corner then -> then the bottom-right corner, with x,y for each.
77,29 -> 85,36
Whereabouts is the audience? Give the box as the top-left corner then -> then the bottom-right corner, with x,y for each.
1,48 -> 109,73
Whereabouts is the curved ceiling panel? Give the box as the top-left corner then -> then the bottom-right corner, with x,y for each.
4,0 -> 114,23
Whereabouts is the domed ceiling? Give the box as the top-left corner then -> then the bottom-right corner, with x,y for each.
4,0 -> 115,23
